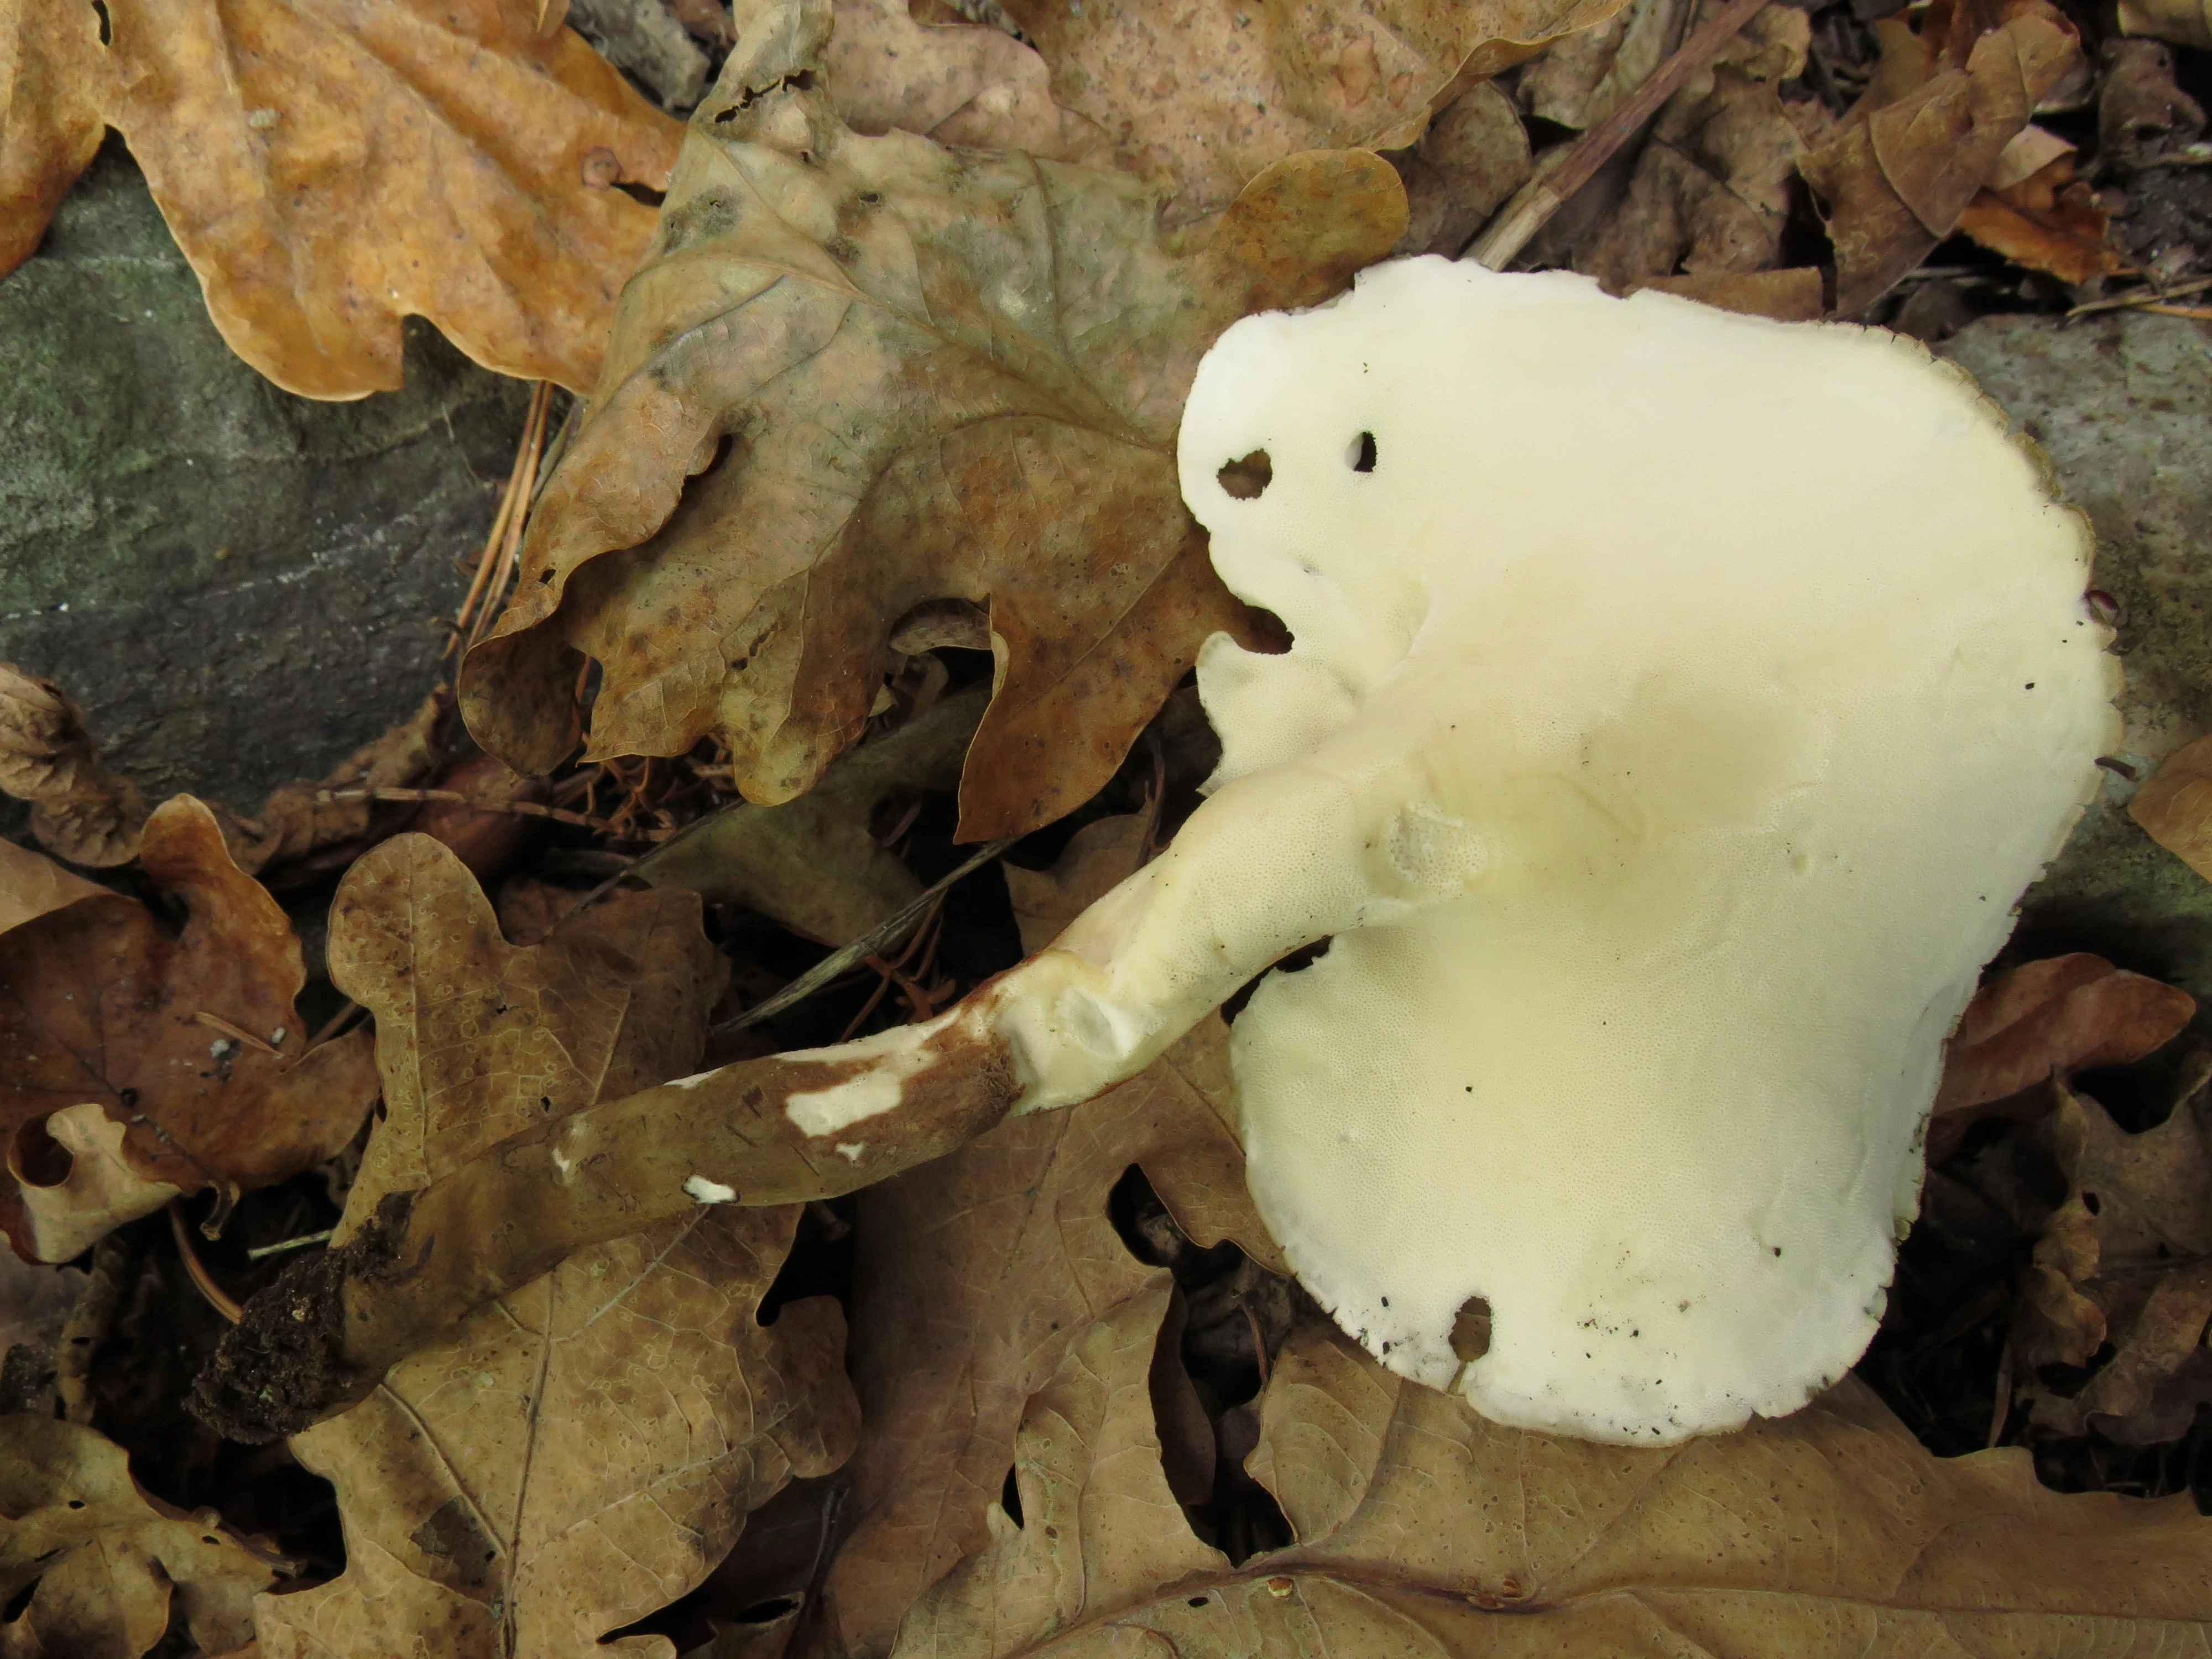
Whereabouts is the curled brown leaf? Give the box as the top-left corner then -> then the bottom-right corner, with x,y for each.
0,665 -> 148,868
2017,1077 -> 2212,1439
1931,952 -> 2195,1159
1797,0 -> 2083,312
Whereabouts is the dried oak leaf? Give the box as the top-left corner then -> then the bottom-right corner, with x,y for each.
999,0 -> 1630,226
814,1015 -> 1280,1659
1798,0 -> 2083,314
2100,39 -> 2206,170
0,799 -> 377,1261
642,687 -> 986,946
2119,0 -> 2212,51
2130,729 -> 2212,883
894,1293 -> 2212,1658
457,0 -> 1407,842
1386,82 -> 1531,259
254,834 -> 858,1659
0,666 -> 147,869
1003,807 -> 1151,953
2016,1077 -> 2212,1440
0,836 -> 108,938
0,1415 -> 283,1659
1929,952 -> 2196,1161
770,0 -> 1112,163
1,0 -> 682,397
1579,6 -> 1832,295
1521,0 -> 1693,131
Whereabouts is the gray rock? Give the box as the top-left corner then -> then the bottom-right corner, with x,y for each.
0,141 -> 531,826
1942,311 -> 2212,999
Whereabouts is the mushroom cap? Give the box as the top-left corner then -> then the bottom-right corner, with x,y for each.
1171,258 -> 2117,1443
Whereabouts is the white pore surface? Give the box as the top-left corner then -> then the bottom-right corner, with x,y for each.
1144,258 -> 2116,1443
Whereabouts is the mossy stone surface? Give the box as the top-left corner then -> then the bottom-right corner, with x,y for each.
0,141 -> 530,819
1943,311 -> 2212,999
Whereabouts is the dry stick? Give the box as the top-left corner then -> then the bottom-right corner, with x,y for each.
170,1201 -> 244,1324
557,793 -> 758,923
203,1003 -> 1033,1439
247,1228 -> 336,1262
1464,0 -> 1772,271
714,835 -> 1021,1035
446,395 -> 539,654
2065,274 -> 2212,319
839,894 -> 949,1042
317,786 -> 669,839
466,383 -> 555,654
190,1010 -> 281,1056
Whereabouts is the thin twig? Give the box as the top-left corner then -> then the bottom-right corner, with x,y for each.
318,786 -> 669,839
530,393 -> 583,509
246,1229 -> 336,1262
837,895 -> 945,1042
2131,141 -> 2212,171
451,382 -> 555,655
556,795 -> 759,923
301,999 -> 367,1054
715,836 -> 1021,1035
1465,0 -> 1770,271
169,1202 -> 243,1325
190,1010 -> 281,1056
467,383 -> 555,653
2065,274 -> 2212,319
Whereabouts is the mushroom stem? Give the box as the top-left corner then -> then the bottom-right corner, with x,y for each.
194,1010 -> 1027,1441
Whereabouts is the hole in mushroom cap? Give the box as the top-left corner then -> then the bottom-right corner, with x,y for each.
1217,450 -> 1272,499
8,1117 -> 72,1190
1220,937 -> 1332,1023
1450,1296 -> 1494,1364
1347,431 -> 1376,473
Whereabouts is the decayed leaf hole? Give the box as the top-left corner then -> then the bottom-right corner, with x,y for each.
1451,1295 -> 1493,1364
1216,450 -> 1272,499
9,1117 -> 71,1188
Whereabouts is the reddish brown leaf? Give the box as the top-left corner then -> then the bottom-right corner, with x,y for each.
1957,153 -> 2121,284
0,797 -> 378,1256
1933,953 -> 2195,1162
2130,730 -> 2212,883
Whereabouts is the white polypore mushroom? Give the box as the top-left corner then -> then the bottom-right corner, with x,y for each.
792,257 -> 2117,1444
